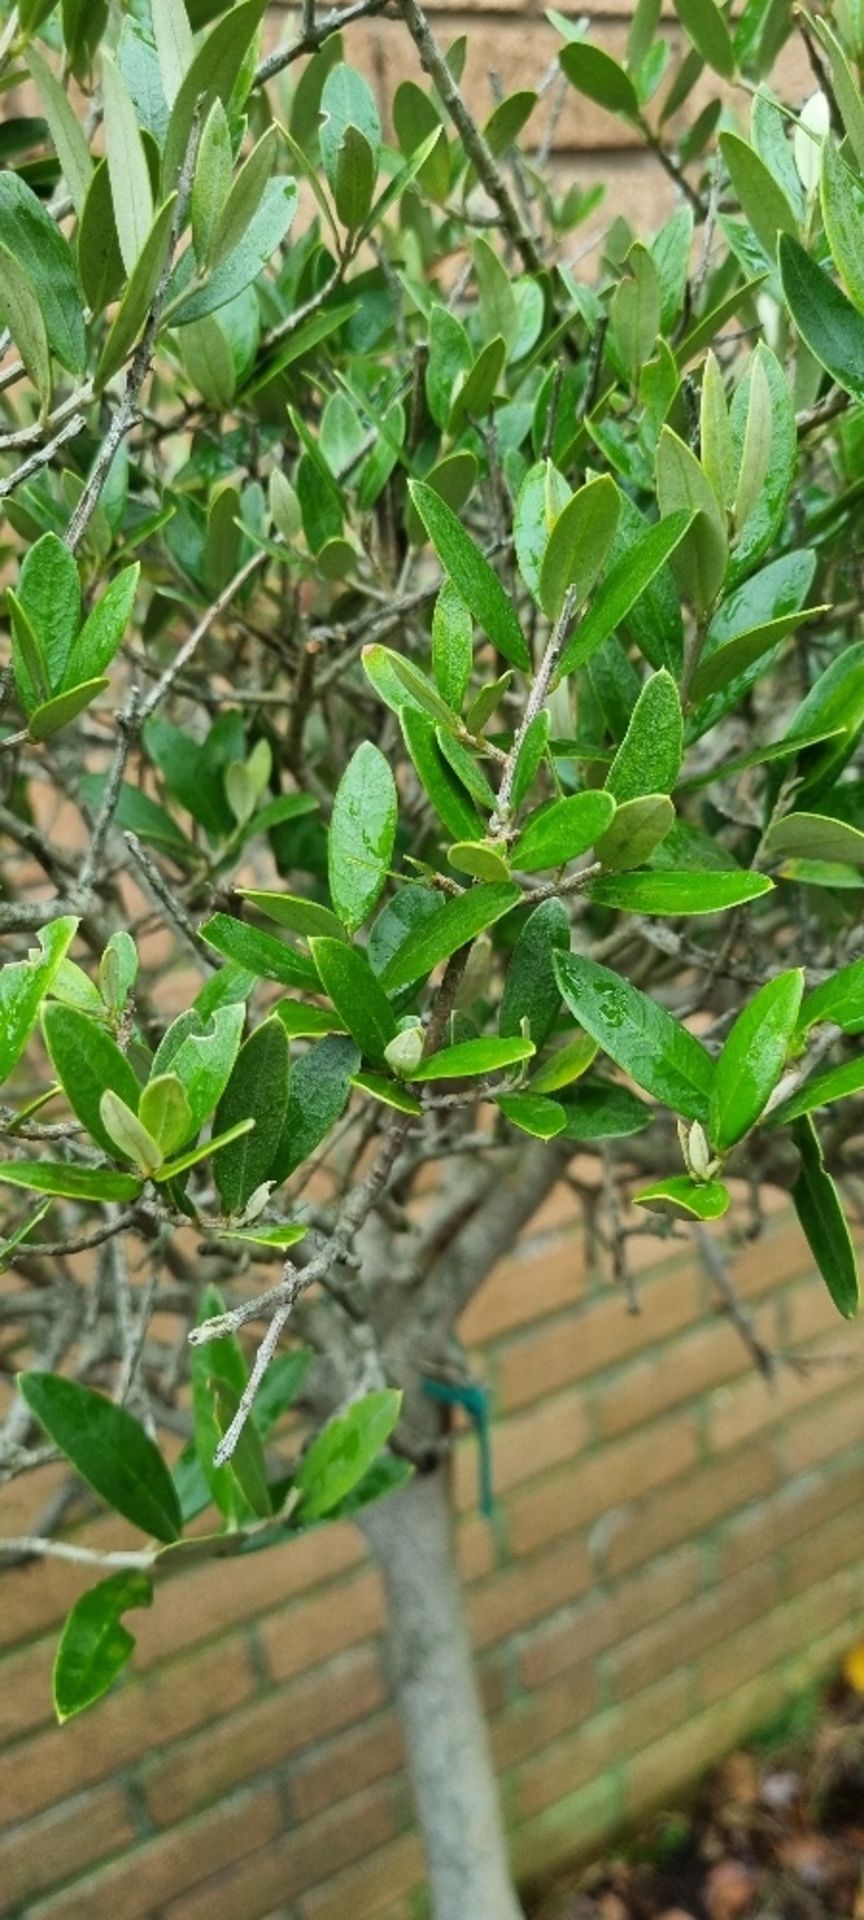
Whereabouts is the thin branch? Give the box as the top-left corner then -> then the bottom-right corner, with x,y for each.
0,411 -> 86,501
136,550 -> 268,725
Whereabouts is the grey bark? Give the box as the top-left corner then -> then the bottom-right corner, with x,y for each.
359,1467 -> 526,1920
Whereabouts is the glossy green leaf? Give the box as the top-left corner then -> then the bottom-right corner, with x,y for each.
515,461 -> 570,604
431,582 -> 474,713
408,481 -> 529,671
780,233 -> 864,399
511,790 -> 616,872
236,892 -> 340,940
296,1388 -> 402,1521
310,938 -> 397,1063
606,669 -> 683,801
151,1003 -> 245,1133
43,1002 -> 142,1157
270,1034 -> 360,1184
798,959 -> 864,1037
768,1054 -> 864,1129
381,884 -> 520,993
213,1017 -> 290,1212
0,172 -> 85,371
530,1032 -> 599,1093
27,677 -> 109,743
0,1162 -> 142,1202
138,1074 -> 193,1158
0,243 -> 51,413
0,915 -> 77,1086
16,530 -> 80,690
557,1081 -> 652,1140
720,131 -> 796,256
558,512 -> 694,679
400,709 -> 483,842
559,41 -> 639,119
190,1281 -> 248,1521
329,741 -> 397,934
586,870 -> 773,914
20,1371 -> 182,1541
201,915 -> 319,990
67,565 -> 140,687
690,604 -> 824,702
353,1070 -> 423,1115
213,1377 -> 272,1517
790,1115 -> 859,1319
634,1174 -> 731,1218
409,1036 -> 534,1082
448,840 -> 511,882
499,898 -> 570,1048
538,476 -> 621,622
53,1571 -> 153,1723
708,968 -> 804,1150
595,793 -> 675,871
655,428 -> 728,613
496,1092 -> 567,1138
96,195 -> 177,389
554,952 -> 714,1120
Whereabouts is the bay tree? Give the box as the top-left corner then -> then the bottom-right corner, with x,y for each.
0,1 -> 863,1915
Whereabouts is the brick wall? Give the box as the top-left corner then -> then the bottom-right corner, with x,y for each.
2,1184 -> 863,1920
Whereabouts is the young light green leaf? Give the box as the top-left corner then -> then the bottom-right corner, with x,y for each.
798,958 -> 864,1037
25,678 -> 109,744
213,1017 -> 290,1213
790,1115 -> 859,1318
329,741 -> 397,934
700,351 -> 734,510
0,915 -> 77,1086
586,871 -> 773,914
605,669 -> 683,801
99,1090 -> 164,1175
595,793 -> 675,871
538,476 -> 621,622
634,1174 -> 730,1219
138,1074 -> 193,1158
656,428 -> 728,613
408,481 -> 529,671
530,1032 -> 599,1093
511,790 -> 616,872
709,968 -> 804,1150
765,812 -> 864,866
151,0 -> 194,107
381,884 -> 520,993
409,1036 -> 534,1082
554,952 -> 714,1121
296,1388 -> 402,1520
53,1571 -> 153,1723
768,1054 -> 864,1129
101,50 -> 155,274
448,840 -> 511,882
720,131 -> 796,256
42,1001 -> 142,1157
496,1092 -> 567,1138
0,1162 -> 142,1202
19,1371 -> 182,1541
733,346 -> 773,531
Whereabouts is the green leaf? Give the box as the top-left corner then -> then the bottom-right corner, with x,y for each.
102,50 -> 154,273
27,678 -> 109,743
43,1002 -> 141,1156
381,883 -> 520,993
496,1092 -> 567,1138
162,0 -> 266,190
8,590 -> 50,715
655,428 -> 728,613
700,351 -> 734,510
151,0 -> 194,105
320,61 -> 381,183
310,938 -> 397,1063
201,914 -> 319,990
328,740 -> 397,934
0,1161 -> 142,1202
821,141 -> 864,320
0,171 -> 85,371
0,915 -> 77,1086
20,1371 -> 182,1541
67,565 -> 139,687
236,891 -> 340,940
786,643 -> 864,803
409,1036 -> 534,1082
448,840 -> 511,882
408,481 -> 529,671
674,0 -> 735,72
16,530 -> 80,690
400,709 -> 483,842
353,1070 -> 423,1115
99,1090 -> 164,1175
537,476 -> 621,622
78,156 -> 125,315
606,669 -> 682,801
138,1074 -> 193,1158
709,968 -> 804,1151
96,195 -> 177,390
393,81 -> 448,200
635,1174 -> 731,1218
780,233 -> 864,399
530,1032 -> 598,1093
790,1116 -> 859,1319
437,730 -> 496,811
53,1571 -> 153,1723
296,1388 -> 402,1521
733,343 -> 774,534
690,605 -> 824,702
808,13 -> 864,175
26,44 -> 93,216
511,710 -> 551,813
212,124 -> 282,269
333,123 -> 375,231
559,40 -> 640,118
213,1017 -> 289,1212
190,1281 -> 248,1521
764,812 -> 864,867
594,793 -> 675,871
798,959 -> 864,1037
0,243 -> 51,413
587,870 -> 773,914
191,98 -> 232,264
557,512 -> 694,679
511,790 -> 615,872
554,952 -> 714,1120
270,1034 -> 359,1183
720,131 -> 796,255
557,1081 -> 652,1140
515,460 -> 571,605
151,1003 -> 245,1132
217,1223 -> 308,1251
499,898 -> 570,1048
213,1377 -> 272,1517
768,1055 -> 864,1129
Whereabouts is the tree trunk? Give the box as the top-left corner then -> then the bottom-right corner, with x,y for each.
359,1466 -> 526,1920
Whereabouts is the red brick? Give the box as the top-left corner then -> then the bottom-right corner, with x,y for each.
298,1832 -> 425,1920
508,1413 -> 699,1558
260,1567 -> 385,1684
520,1546 -> 702,1689
718,1458 -> 864,1578
492,1664 -> 597,1771
0,1635 -> 56,1743
497,1266 -> 700,1412
782,1380 -> 864,1474
602,1442 -> 778,1578
470,1534 -> 592,1650
29,1786 -> 283,1920
596,1316 -> 754,1438
454,1386 -> 590,1510
610,1560 -> 781,1699
142,1646 -> 386,1825
162,1785 -> 397,1920
0,1785 -> 134,1907
0,1634 -> 256,1828
699,1570 -> 858,1705
515,1670 -> 692,1820
461,1234 -> 585,1346
133,1521 -> 363,1668
289,1713 -> 403,1821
